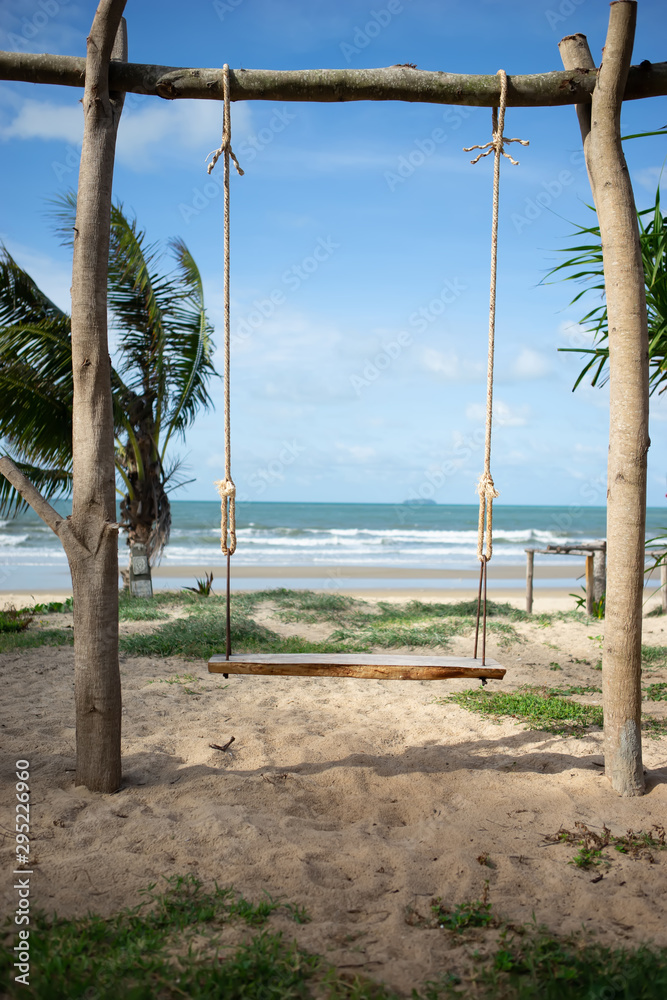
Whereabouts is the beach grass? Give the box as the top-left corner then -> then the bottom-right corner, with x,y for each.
645,682 -> 667,701
443,686 -> 667,739
442,686 -> 604,736
3,874 -> 667,999
0,627 -> 72,654
642,645 -> 667,668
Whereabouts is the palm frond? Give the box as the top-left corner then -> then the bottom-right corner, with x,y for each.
550,184 -> 667,393
159,237 -> 217,457
0,457 -> 71,516
0,249 -> 73,471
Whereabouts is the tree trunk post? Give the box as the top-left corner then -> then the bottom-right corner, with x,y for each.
560,0 -> 648,796
68,0 -> 127,793
661,560 -> 667,614
525,549 -> 534,614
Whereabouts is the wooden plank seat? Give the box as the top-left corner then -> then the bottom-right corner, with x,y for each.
208,653 -> 505,681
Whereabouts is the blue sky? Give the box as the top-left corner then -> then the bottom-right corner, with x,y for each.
1,0 -> 666,508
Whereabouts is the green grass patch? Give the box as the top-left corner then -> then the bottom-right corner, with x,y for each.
547,822 -> 666,870
431,897 -> 494,933
544,685 -> 601,697
642,717 -> 667,738
642,644 -> 667,667
442,686 -> 603,736
119,606 -> 364,660
118,589 -> 183,621
476,929 -> 667,1000
0,627 -> 73,653
3,874 -> 667,1000
0,873 -> 315,1000
0,608 -> 33,633
645,682 -> 667,701
22,597 -> 73,615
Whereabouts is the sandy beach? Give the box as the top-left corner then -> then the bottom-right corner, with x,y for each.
1,580 -> 667,993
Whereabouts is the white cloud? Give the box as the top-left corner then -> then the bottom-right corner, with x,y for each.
421,347 -> 484,381
466,400 -> 529,427
510,347 -> 552,379
633,166 -> 666,196
335,443 -> 376,463
0,96 -> 82,144
0,89 -> 253,173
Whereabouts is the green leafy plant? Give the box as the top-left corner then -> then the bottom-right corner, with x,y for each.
644,682 -> 667,701
430,896 -> 495,933
550,183 -> 667,393
0,607 -> 32,633
183,571 -> 214,596
27,597 -> 73,614
569,588 -> 605,618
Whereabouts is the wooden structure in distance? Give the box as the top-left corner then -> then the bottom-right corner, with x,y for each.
209,652 -> 505,681
524,541 -> 606,614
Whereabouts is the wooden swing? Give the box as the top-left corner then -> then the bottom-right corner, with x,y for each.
207,67 -> 526,685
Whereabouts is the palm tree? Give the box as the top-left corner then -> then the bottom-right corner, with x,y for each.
0,196 -> 217,591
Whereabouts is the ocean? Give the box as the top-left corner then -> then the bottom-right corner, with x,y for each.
1,501 -> 666,593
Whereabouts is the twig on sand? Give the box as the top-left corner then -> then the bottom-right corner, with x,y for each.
210,736 -> 235,752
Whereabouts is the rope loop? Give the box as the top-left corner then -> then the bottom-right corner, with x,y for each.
215,478 -> 237,555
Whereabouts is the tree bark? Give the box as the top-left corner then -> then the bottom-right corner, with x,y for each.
0,50 -> 665,106
561,1 -> 648,796
69,0 -> 127,793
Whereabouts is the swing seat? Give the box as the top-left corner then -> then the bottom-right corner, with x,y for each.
208,652 -> 505,681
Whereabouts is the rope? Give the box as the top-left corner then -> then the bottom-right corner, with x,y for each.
464,70 -> 528,563
207,64 -> 244,557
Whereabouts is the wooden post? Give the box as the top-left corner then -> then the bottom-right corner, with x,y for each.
593,541 -> 607,603
561,1 -> 648,796
661,559 -> 667,615
586,554 -> 595,615
525,549 -> 534,614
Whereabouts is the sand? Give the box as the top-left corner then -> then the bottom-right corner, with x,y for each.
1,591 -> 667,992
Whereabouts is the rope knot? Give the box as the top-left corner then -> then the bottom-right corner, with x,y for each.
476,471 -> 499,502
205,63 -> 245,177
215,478 -> 236,500
463,69 -> 529,166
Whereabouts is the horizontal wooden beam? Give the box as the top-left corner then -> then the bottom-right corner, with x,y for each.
208,652 -> 505,680
0,50 -> 665,106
